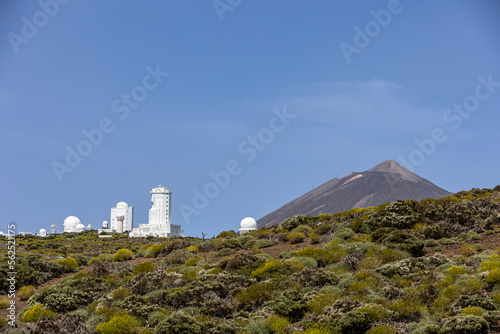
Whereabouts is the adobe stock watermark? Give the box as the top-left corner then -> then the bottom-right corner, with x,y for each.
399,74 -> 500,171
340,0 -> 411,64
5,223 -> 16,327
51,64 -> 169,182
7,0 -> 71,54
179,107 -> 296,224
213,0 -> 243,21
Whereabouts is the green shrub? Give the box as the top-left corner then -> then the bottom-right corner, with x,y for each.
95,314 -> 141,334
144,242 -> 168,257
367,324 -> 398,334
156,313 -> 202,334
264,315 -> 290,334
381,230 -> 424,257
332,227 -> 354,240
272,290 -> 307,322
0,296 -> 9,309
148,310 -> 169,326
485,269 -> 500,283
441,315 -> 489,334
287,232 -> 306,244
440,238 -> 458,245
0,317 -> 7,330
307,290 -> 341,314
250,259 -> 303,279
255,239 -> 273,249
17,285 -> 35,301
291,225 -> 312,235
113,249 -> 134,261
357,303 -> 392,322
133,261 -> 157,274
233,283 -> 275,309
328,311 -> 371,334
289,256 -> 317,268
112,287 -> 132,301
216,248 -> 235,256
56,257 -> 79,271
21,304 -> 55,322
309,233 -> 321,244
434,247 -> 442,252
247,320 -> 272,334
425,239 -> 437,247
217,231 -> 236,238
298,247 -> 345,266
461,306 -> 485,316
409,322 -> 440,334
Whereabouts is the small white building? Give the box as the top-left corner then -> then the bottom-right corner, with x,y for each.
130,185 -> 183,237
75,223 -> 85,233
38,228 -> 47,237
239,217 -> 257,233
63,216 -> 82,233
110,202 -> 134,233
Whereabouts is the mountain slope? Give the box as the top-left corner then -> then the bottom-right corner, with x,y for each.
257,159 -> 451,228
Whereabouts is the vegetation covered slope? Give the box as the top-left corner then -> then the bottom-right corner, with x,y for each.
1,186 -> 500,334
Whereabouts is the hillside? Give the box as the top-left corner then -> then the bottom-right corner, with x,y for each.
258,160 -> 451,228
1,186 -> 500,333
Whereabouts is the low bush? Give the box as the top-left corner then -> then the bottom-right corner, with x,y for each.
133,261 -> 157,274
216,248 -> 235,256
287,232 -> 306,244
56,257 -> 79,271
366,324 -> 398,334
113,249 -> 134,262
332,227 -> 354,240
485,269 -> 500,283
112,287 -> 132,301
440,315 -> 489,334
233,283 -> 275,309
156,313 -> 202,334
0,296 -> 9,309
425,239 -> 437,247
255,239 -> 273,249
95,314 -> 141,334
264,315 -> 290,334
21,304 -> 55,322
17,285 -> 35,301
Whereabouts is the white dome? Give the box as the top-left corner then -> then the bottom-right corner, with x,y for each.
75,223 -> 85,231
240,217 -> 257,229
102,221 -> 109,228
39,228 -> 47,236
64,216 -> 81,227
87,224 -> 92,229
116,202 -> 128,208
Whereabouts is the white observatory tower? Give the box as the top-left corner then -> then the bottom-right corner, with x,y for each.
148,185 -> 172,232
130,185 -> 183,237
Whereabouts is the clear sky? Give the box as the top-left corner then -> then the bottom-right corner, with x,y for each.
1,0 -> 499,237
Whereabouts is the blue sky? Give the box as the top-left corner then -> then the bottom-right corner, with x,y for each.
1,0 -> 499,237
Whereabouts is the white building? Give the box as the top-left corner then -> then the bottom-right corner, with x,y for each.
38,228 -> 47,237
63,216 -> 82,233
130,185 -> 183,237
239,217 -> 257,233
110,202 -> 134,233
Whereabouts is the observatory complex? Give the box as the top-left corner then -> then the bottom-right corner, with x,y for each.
129,185 -> 183,237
